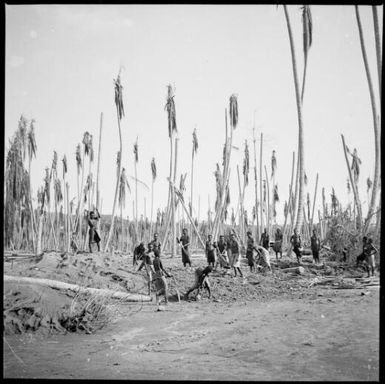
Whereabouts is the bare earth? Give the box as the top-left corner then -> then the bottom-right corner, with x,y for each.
3,252 -> 379,381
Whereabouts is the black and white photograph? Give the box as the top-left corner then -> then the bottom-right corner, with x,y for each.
3,3 -> 381,380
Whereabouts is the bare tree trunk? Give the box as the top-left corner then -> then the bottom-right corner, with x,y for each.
259,133 -> 264,236
66,182 -> 70,253
264,165 -> 271,238
284,5 -> 305,234
310,173 -> 319,231
150,178 -> 154,239
104,107 -> 123,252
171,137 -> 179,258
341,134 -> 362,231
282,151 -> 295,245
252,128 -> 260,241
96,112 -> 103,214
355,6 -> 381,233
372,5 -> 382,101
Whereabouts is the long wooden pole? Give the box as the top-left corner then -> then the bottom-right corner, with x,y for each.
259,133 -> 264,236
310,173 -> 319,231
96,112 -> 103,213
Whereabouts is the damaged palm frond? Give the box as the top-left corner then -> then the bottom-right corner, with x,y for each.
76,144 -> 82,173
350,148 -> 362,183
179,173 -> 187,194
62,155 -> 67,178
271,150 -> 277,178
82,132 -> 92,157
367,177 -> 372,193
331,188 -> 339,215
50,151 -> 58,180
302,5 -> 313,60
243,140 -> 250,185
273,184 -> 279,202
114,72 -> 125,120
214,164 -> 223,211
347,178 -> 351,194
151,158 -> 157,181
54,179 -> 63,204
27,119 -> 37,161
304,172 -> 308,186
307,192 -> 311,220
284,200 -> 288,218
44,167 -> 51,204
118,168 -> 127,209
165,84 -> 177,137
134,138 -> 139,163
192,128 -> 198,154
229,94 -> 239,129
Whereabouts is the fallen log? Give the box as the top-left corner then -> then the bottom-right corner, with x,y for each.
4,275 -> 151,302
280,266 -> 305,275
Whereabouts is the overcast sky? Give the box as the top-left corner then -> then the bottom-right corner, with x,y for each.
5,4 -> 382,226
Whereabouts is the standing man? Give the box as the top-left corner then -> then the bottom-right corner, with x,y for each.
214,235 -> 229,270
290,228 -> 302,264
205,234 -> 216,267
260,228 -> 270,251
228,233 -> 243,278
153,252 -> 172,305
310,229 -> 321,264
87,208 -> 101,253
246,231 -> 256,272
133,242 -> 146,266
149,232 -> 161,258
364,238 -> 378,278
273,227 -> 283,262
356,236 -> 368,267
137,243 -> 155,296
177,228 -> 191,268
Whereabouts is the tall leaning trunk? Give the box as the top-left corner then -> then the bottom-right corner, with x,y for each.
66,182 -> 70,252
282,151 -> 295,245
355,6 -> 381,234
160,133 -> 174,254
310,172 -> 319,231
104,113 -> 123,252
372,5 -> 382,101
190,147 -> 195,242
259,133 -> 264,236
264,165 -> 271,237
341,134 -> 362,231
96,112 -> 103,231
171,137 -> 179,258
150,178 -> 154,239
284,5 -> 305,233
252,131 -> 260,241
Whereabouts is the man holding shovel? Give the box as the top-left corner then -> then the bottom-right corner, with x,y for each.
177,228 -> 191,267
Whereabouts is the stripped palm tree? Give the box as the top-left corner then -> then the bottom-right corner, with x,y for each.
213,95 -> 238,239
355,6 -> 381,233
96,112 -> 103,213
252,126 -> 260,240
27,119 -> 37,251
161,85 -> 178,256
118,168 -> 130,251
133,137 -> 139,238
372,6 -> 382,101
104,70 -> 125,252
283,5 -> 311,234
75,143 -> 82,217
341,135 -> 362,231
190,127 -> 198,239
149,158 -> 157,239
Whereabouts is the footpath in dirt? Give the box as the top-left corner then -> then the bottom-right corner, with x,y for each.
3,250 -> 380,380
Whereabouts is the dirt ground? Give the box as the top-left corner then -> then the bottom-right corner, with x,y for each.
3,251 -> 380,380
